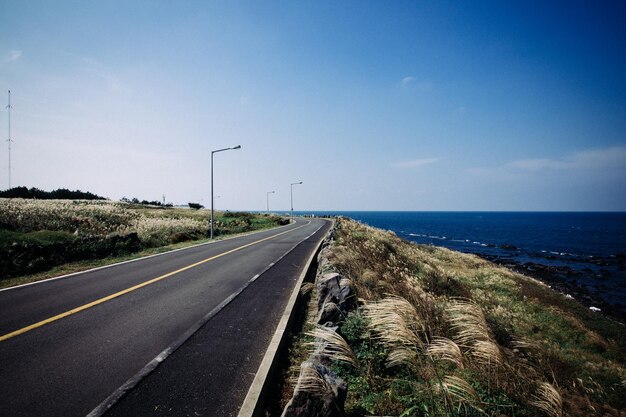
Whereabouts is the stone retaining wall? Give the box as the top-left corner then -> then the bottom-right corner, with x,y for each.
281,219 -> 357,417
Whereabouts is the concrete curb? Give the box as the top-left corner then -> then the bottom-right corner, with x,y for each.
237,221 -> 330,417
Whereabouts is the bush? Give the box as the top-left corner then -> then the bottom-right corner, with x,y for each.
222,211 -> 254,219
0,186 -> 106,200
0,230 -> 143,279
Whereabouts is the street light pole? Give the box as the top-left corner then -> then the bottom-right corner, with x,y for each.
266,191 -> 275,213
211,145 -> 241,239
290,181 -> 302,221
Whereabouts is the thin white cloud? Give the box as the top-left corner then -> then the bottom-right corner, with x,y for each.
401,76 -> 415,87
467,146 -> 626,179
507,158 -> 570,171
5,50 -> 22,62
392,157 -> 440,168
507,146 -> 626,172
569,146 -> 626,169
400,76 -> 433,91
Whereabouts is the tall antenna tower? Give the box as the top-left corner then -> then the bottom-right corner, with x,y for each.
6,90 -> 13,189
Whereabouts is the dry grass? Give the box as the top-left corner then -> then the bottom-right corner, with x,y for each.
363,297 -> 424,349
385,346 -> 419,369
447,299 -> 502,367
447,299 -> 490,344
426,337 -> 464,369
293,363 -> 330,397
439,375 -> 483,413
531,382 -> 563,417
307,326 -> 357,367
469,340 -> 502,367
0,199 -> 279,246
0,198 -> 210,240
299,282 -> 314,296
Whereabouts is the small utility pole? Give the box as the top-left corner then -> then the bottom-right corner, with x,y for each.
6,90 -> 13,189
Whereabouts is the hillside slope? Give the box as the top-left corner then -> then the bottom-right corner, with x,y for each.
282,217 -> 625,416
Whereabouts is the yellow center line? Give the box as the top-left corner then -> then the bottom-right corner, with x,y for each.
0,222 -> 310,342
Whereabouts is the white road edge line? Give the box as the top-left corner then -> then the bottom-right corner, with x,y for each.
0,222 -> 294,293
85,220 -> 326,417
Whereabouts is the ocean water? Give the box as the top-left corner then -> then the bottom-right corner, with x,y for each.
292,211 -> 626,312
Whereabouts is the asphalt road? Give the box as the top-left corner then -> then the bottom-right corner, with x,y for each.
0,218 -> 329,417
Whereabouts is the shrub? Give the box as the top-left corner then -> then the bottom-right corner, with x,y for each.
0,186 -> 106,200
222,211 -> 254,219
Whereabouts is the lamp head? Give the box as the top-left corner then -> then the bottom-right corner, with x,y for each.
232,145 -> 241,150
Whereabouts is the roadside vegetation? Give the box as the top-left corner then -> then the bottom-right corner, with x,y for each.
0,199 -> 287,287
282,218 -> 625,416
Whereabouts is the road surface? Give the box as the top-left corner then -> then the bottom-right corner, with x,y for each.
0,218 -> 330,416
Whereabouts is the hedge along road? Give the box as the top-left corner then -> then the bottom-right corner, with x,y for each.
0,217 -> 330,417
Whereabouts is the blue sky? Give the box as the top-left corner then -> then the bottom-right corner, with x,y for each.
1,1 -> 625,210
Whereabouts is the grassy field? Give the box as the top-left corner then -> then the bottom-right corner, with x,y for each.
282,218 -> 625,417
0,199 -> 287,287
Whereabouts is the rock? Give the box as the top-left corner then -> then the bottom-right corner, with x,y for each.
281,362 -> 347,417
317,302 -> 340,325
319,225 -> 336,251
317,253 -> 336,275
500,244 -> 518,251
316,273 -> 357,324
321,322 -> 339,332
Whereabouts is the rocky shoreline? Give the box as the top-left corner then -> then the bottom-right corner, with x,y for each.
478,253 -> 626,324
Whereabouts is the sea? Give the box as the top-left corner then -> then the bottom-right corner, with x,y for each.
289,211 -> 626,316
